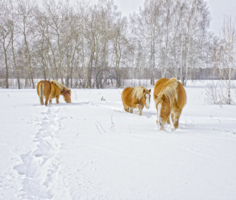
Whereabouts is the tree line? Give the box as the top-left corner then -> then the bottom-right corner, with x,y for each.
0,0 -> 235,89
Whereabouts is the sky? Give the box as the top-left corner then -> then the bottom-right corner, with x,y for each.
207,0 -> 236,34
90,0 -> 236,35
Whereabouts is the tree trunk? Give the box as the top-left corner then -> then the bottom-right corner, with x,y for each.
23,27 -> 35,88
87,47 -> 95,88
11,29 -> 21,89
3,45 -> 9,88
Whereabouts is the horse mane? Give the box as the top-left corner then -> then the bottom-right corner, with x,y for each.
156,77 -> 179,102
132,86 -> 145,100
51,80 -> 69,91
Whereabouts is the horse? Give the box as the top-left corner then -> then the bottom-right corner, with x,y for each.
37,80 -> 71,106
121,86 -> 151,115
153,77 -> 186,130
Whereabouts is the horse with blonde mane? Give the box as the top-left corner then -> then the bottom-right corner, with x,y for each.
154,77 -> 186,130
121,86 -> 151,115
37,80 -> 71,106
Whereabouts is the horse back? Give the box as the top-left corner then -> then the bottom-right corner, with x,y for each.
153,78 -> 169,99
50,81 -> 62,98
154,78 -> 186,108
122,87 -> 133,101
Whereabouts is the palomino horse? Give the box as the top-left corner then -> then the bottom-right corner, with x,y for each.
37,80 -> 71,106
154,77 -> 186,130
121,86 -> 151,115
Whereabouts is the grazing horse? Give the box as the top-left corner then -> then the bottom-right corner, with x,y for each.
154,77 -> 186,130
121,86 -> 151,115
37,80 -> 71,106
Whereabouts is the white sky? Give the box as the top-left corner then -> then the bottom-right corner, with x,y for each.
90,0 -> 236,35
206,0 -> 236,34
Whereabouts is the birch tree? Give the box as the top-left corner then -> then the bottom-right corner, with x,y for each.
218,17 -> 236,104
0,0 -> 13,88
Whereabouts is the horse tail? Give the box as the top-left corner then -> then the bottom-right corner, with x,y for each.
39,83 -> 44,105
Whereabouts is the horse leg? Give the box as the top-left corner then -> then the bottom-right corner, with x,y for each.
124,107 -> 129,112
137,104 -> 143,115
167,117 -> 171,124
45,96 -> 49,106
49,98 -> 52,105
56,95 -> 60,104
129,108 -> 133,113
123,103 -> 129,112
173,109 -> 182,129
39,83 -> 44,105
171,113 -> 174,123
39,97 -> 44,105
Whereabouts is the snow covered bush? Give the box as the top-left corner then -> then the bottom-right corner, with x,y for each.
205,81 -> 232,105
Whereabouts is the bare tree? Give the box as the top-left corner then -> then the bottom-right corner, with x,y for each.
130,0 -> 157,85
17,0 -> 37,88
10,1 -> 21,89
0,0 -> 13,88
43,0 -> 67,84
217,17 -> 236,104
0,0 -> 222,89
34,6 -> 49,80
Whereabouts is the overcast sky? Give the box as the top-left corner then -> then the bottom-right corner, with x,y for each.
206,0 -> 236,34
90,0 -> 236,35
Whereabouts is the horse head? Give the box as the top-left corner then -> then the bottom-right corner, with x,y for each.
155,94 -> 171,129
141,88 -> 151,109
62,89 -> 72,103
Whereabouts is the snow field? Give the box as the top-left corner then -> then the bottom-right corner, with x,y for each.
0,84 -> 236,200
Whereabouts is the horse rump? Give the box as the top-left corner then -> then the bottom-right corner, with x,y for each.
37,80 -> 51,106
38,83 -> 44,105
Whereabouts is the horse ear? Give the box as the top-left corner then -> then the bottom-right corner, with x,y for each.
154,95 -> 158,99
162,94 -> 169,102
143,89 -> 145,93
69,90 -> 71,94
149,89 -> 151,93
162,94 -> 166,101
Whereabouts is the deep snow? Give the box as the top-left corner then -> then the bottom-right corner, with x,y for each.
0,82 -> 236,200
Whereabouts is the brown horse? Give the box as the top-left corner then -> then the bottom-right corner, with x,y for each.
37,80 -> 71,106
121,86 -> 151,115
154,77 -> 186,130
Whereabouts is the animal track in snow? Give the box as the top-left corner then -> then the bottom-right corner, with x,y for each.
14,106 -> 67,199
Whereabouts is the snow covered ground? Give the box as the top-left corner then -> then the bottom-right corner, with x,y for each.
0,82 -> 236,200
